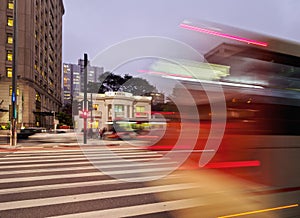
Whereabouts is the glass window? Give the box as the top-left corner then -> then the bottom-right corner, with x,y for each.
136,106 -> 145,112
7,50 -> 13,61
35,93 -> 41,102
114,105 -> 124,112
6,67 -> 12,78
7,17 -> 13,26
8,0 -> 14,9
9,85 -> 20,96
7,34 -> 13,44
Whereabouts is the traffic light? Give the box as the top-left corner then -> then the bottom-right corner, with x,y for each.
78,100 -> 83,111
88,101 -> 93,111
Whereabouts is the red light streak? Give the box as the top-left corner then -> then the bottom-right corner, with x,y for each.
180,23 -> 268,47
205,160 -> 260,168
151,111 -> 176,115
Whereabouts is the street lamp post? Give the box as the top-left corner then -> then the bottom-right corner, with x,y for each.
83,53 -> 88,144
10,0 -> 18,146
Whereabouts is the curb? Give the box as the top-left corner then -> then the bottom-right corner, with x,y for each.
0,145 -> 20,150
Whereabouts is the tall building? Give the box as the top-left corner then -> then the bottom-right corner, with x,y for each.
63,60 -> 104,105
78,59 -> 104,92
0,0 -> 64,128
63,63 -> 80,105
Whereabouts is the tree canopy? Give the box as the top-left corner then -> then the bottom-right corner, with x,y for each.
88,72 -> 157,96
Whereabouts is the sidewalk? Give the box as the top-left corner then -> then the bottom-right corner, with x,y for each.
0,134 -> 16,150
0,132 -> 149,151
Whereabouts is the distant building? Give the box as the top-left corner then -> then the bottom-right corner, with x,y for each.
0,0 -> 64,128
74,92 -> 152,130
63,60 -> 103,105
63,63 -> 81,105
78,59 -> 104,92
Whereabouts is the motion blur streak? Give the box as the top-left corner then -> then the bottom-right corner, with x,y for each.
138,69 -> 193,78
218,204 -> 299,218
180,23 -> 268,47
205,160 -> 260,168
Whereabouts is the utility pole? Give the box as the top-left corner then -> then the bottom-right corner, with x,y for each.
10,0 -> 18,146
83,53 -> 88,144
90,93 -> 93,129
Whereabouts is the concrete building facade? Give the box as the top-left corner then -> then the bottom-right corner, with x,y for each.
0,0 -> 64,128
74,92 -> 152,131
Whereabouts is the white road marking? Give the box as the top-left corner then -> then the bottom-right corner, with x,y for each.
0,183 -> 199,211
6,149 -> 152,157
0,157 -> 164,169
0,161 -> 176,176
0,153 -> 163,164
0,167 -> 175,183
49,198 -> 204,218
1,151 -> 160,160
0,174 -> 178,195
11,147 -> 143,154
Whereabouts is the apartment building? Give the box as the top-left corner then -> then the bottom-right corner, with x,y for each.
0,0 -> 64,128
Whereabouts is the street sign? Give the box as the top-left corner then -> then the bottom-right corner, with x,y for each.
79,110 -> 89,118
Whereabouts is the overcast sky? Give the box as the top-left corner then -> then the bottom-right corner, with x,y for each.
62,0 -> 300,65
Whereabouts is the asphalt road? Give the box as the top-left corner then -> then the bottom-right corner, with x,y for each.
0,132 -> 299,217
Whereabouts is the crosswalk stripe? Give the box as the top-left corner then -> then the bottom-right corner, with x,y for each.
11,147 -> 143,154
0,153 -> 163,164
0,183 -> 199,211
0,172 -> 102,183
0,157 -> 166,169
0,165 -> 95,175
0,161 -> 176,176
0,167 -> 175,183
0,178 -> 123,195
1,151 -> 160,161
0,147 -> 206,218
6,149 -> 152,157
0,174 -> 179,195
49,198 -> 204,218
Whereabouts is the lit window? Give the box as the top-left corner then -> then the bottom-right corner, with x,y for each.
8,0 -> 14,9
9,85 -> 20,96
35,93 -> 41,101
93,104 -> 99,111
6,67 -> 12,78
136,106 -> 145,112
7,35 -> 13,44
7,17 -> 13,26
7,51 -> 13,61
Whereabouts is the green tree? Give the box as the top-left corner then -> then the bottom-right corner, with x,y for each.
88,72 -> 157,95
57,103 -> 73,127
